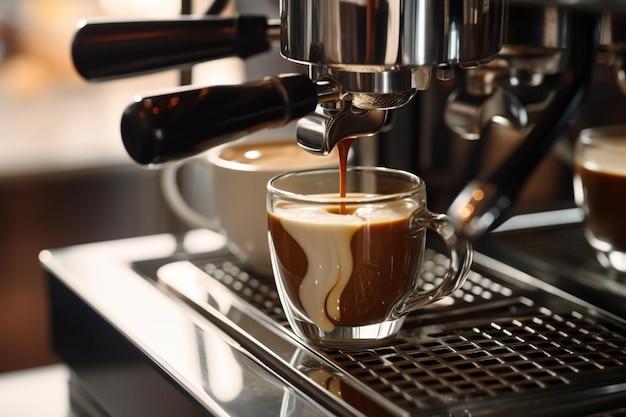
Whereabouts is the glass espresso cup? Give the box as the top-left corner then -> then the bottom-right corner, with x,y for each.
574,126 -> 626,272
267,167 -> 473,347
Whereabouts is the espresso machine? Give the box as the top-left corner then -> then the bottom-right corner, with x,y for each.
42,1 -> 626,416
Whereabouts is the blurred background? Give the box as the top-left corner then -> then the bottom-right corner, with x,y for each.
0,0 -> 194,373
0,0 -> 296,374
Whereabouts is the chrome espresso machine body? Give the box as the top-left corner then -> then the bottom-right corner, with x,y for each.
43,1 -> 626,416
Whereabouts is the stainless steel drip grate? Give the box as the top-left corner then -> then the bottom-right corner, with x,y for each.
203,261 -> 288,326
183,247 -> 626,415
323,310 -> 626,409
483,219 -> 626,318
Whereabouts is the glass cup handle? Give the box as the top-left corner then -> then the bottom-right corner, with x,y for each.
160,162 -> 220,231
397,210 -> 473,314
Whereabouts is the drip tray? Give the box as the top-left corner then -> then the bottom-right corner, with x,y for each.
133,224 -> 626,416
480,209 -> 626,319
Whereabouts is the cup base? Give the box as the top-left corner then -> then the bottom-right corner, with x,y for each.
596,250 -> 626,273
288,316 -> 406,349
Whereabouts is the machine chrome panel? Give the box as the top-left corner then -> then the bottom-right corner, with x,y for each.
280,0 -> 506,69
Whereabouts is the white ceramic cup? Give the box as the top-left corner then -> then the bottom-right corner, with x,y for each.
161,134 -> 340,275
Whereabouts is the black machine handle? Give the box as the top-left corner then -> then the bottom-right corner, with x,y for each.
121,74 -> 319,165
72,15 -> 272,80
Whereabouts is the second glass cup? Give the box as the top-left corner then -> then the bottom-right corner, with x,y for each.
574,125 -> 626,273
267,167 -> 473,347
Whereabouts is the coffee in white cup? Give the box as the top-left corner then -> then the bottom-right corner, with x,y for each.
161,134 -> 339,275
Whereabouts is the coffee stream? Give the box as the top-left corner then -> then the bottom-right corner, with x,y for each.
337,138 -> 355,214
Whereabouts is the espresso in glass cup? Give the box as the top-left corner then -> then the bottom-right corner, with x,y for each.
267,167 -> 473,347
574,126 -> 626,272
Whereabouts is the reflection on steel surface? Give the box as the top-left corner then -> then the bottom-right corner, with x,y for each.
150,246 -> 626,416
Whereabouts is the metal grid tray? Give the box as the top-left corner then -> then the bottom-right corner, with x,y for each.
481,212 -> 626,318
136,221 -> 626,416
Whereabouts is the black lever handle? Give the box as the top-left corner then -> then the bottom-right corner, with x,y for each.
72,15 -> 272,81
121,74 -> 319,165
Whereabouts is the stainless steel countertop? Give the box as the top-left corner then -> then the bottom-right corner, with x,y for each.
42,230 -> 336,417
41,215 -> 626,416
0,364 -> 72,417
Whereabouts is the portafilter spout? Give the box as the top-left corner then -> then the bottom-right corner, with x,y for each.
281,0 -> 506,156
296,106 -> 390,156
